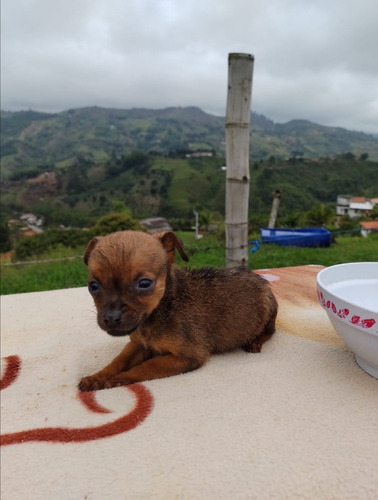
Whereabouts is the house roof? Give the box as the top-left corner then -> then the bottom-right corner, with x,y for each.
351,196 -> 366,203
360,221 -> 378,230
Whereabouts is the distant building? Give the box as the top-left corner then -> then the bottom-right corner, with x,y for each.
20,213 -> 44,228
185,151 -> 213,158
336,195 -> 351,216
360,221 -> 378,237
8,219 -> 22,227
336,195 -> 376,218
140,217 -> 173,234
20,213 -> 38,225
349,197 -> 373,217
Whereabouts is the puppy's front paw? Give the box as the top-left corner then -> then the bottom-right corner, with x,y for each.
103,374 -> 135,389
79,375 -> 107,392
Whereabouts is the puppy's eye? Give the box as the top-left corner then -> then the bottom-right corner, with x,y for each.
88,280 -> 100,293
136,278 -> 154,291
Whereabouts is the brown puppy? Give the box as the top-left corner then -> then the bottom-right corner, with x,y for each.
79,230 -> 277,391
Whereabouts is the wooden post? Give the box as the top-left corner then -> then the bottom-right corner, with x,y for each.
268,189 -> 281,228
225,53 -> 254,267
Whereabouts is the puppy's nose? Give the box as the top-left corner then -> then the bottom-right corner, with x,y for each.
103,310 -> 122,327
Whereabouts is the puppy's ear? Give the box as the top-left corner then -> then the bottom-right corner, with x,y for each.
84,237 -> 101,265
155,232 -> 189,264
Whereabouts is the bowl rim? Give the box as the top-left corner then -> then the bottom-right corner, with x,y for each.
317,262 -> 378,284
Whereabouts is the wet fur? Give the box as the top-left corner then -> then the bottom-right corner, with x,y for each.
79,231 -> 278,391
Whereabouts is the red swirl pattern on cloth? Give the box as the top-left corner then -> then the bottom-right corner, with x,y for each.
0,355 -> 21,390
0,355 -> 154,446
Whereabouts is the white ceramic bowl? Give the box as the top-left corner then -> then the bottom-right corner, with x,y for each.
317,262 -> 378,378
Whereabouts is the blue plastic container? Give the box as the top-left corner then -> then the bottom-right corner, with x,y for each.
260,227 -> 331,248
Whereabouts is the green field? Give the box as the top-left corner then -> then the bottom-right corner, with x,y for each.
1,232 -> 377,295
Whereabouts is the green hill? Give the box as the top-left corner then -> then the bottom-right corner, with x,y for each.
1,106 -> 377,230
1,149 -> 377,230
2,106 -> 378,179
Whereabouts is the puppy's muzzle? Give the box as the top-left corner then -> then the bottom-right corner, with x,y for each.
100,308 -> 141,337
103,309 -> 122,328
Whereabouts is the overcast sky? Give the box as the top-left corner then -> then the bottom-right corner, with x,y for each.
1,0 -> 378,133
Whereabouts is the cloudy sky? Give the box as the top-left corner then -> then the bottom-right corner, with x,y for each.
2,0 -> 378,133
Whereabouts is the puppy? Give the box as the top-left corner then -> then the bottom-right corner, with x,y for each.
79,231 -> 277,391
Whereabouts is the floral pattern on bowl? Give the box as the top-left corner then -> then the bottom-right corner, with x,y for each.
317,290 -> 377,333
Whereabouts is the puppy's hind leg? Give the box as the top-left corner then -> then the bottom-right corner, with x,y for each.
243,315 -> 276,353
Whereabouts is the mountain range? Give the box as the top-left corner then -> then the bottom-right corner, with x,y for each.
1,106 -> 378,177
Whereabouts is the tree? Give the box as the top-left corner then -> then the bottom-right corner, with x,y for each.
122,151 -> 152,174
282,211 -> 302,228
342,152 -> 356,161
0,219 -> 12,253
199,210 -> 213,232
338,215 -> 357,230
305,204 -> 334,227
371,204 -> 378,220
66,169 -> 87,194
111,200 -> 131,214
93,212 -> 144,235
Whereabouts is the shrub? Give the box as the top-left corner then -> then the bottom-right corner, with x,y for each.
305,204 -> 334,227
14,228 -> 93,260
92,212 -> 145,236
0,220 -> 12,253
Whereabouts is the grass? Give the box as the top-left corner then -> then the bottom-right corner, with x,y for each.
0,257 -> 87,295
248,233 -> 378,269
1,232 -> 377,295
177,231 -> 378,270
